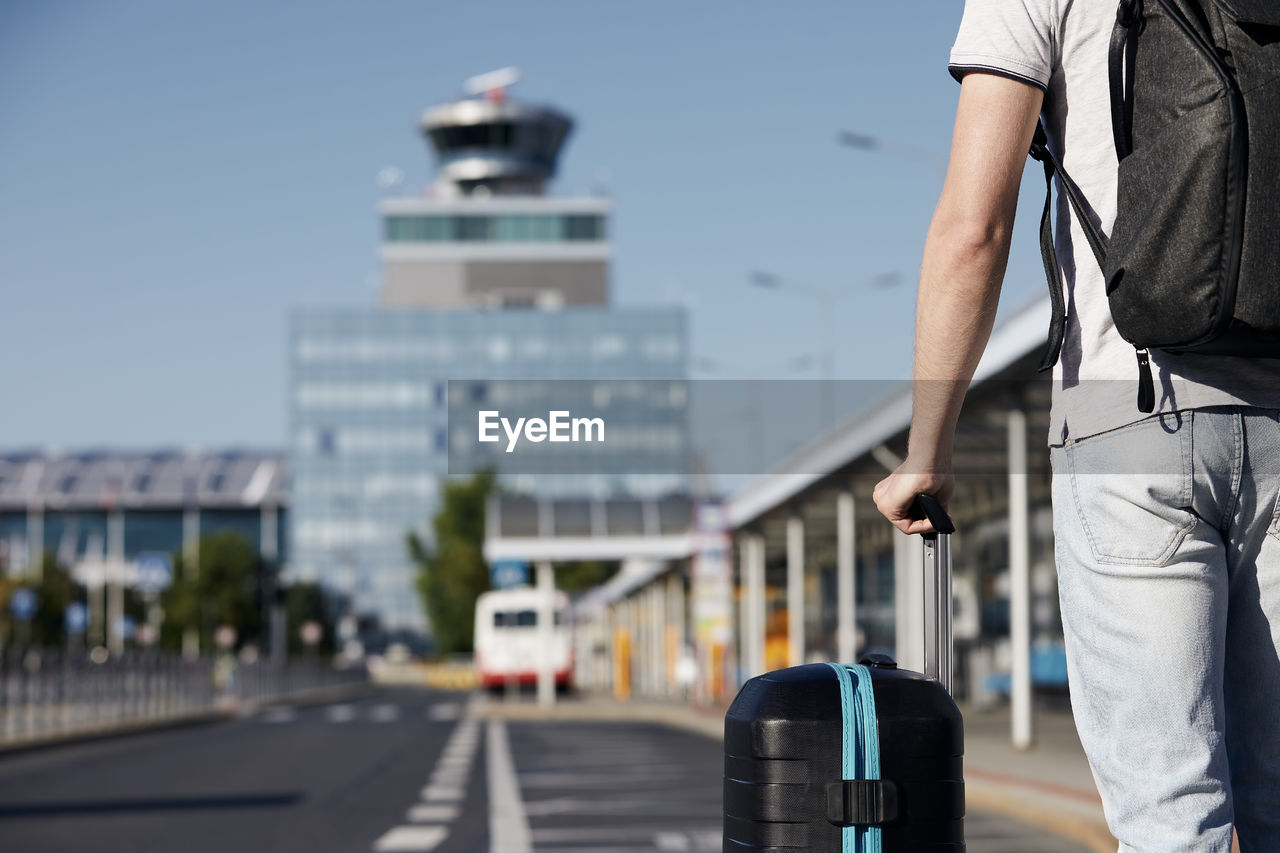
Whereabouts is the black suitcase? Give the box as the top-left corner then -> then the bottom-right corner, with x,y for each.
723,495 -> 964,852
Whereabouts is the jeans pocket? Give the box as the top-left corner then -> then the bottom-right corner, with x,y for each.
1064,413 -> 1194,566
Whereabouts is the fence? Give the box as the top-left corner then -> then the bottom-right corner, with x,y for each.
0,648 -> 368,746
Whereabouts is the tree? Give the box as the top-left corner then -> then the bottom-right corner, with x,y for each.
30,552 -> 84,648
554,560 -> 618,594
408,470 -> 494,655
160,531 -> 262,652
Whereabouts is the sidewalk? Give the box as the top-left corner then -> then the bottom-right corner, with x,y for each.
476,692 -> 1117,853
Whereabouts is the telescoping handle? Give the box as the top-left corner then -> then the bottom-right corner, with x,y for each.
911,494 -> 956,696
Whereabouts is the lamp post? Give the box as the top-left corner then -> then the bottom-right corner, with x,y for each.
837,130 -> 948,183
747,270 -> 902,428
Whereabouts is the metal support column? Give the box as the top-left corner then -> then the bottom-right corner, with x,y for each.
742,534 -> 765,678
786,514 -> 805,667
26,502 -> 43,579
836,490 -> 857,663
536,561 -> 556,708
107,510 -> 125,656
1009,405 -> 1034,749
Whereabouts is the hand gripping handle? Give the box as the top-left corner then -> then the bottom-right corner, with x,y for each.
911,494 -> 954,694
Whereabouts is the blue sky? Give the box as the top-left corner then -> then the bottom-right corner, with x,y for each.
0,1 -> 1050,449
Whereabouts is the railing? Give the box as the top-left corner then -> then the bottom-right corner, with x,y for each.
0,648 -> 368,747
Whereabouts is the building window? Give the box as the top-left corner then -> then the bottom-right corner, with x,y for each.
384,213 -> 605,244
456,216 -> 492,241
564,214 -> 604,241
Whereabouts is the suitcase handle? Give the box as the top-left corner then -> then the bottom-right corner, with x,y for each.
913,494 -> 954,695
910,493 -> 954,536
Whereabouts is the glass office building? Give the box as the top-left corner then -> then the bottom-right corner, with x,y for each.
0,451 -> 286,576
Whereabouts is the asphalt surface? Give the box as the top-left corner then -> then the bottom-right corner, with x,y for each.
0,686 -> 1093,852
0,687 -> 484,853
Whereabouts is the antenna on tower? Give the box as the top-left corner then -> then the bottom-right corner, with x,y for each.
376,166 -> 405,196
464,66 -> 521,101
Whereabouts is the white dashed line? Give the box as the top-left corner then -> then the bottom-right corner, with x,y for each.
327,704 -> 357,723
371,825 -> 447,852
370,704 -> 401,723
429,703 -> 461,721
420,784 -> 465,802
370,708 -> 482,851
406,804 -> 459,823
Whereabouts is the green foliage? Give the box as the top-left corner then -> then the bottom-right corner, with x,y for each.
0,553 -> 86,649
408,470 -> 495,655
30,552 -> 84,647
160,531 -> 263,652
554,560 -> 618,594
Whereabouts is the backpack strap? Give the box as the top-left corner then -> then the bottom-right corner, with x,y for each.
1028,123 -> 1109,371
1110,0 -> 1142,160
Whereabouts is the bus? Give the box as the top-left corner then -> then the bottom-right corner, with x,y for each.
474,587 -> 573,691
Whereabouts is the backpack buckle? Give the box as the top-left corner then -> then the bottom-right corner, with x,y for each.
1117,0 -> 1140,27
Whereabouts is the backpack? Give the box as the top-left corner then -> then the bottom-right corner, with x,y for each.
1029,0 -> 1280,413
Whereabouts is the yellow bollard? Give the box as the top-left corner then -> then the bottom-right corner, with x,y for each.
613,627 -> 631,700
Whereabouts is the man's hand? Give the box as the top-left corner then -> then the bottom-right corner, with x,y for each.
873,462 -> 954,536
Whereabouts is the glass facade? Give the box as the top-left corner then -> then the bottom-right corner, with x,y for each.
0,508 -> 286,575
288,306 -> 688,631
384,213 -> 606,243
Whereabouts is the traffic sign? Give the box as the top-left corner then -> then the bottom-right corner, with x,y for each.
136,552 -> 173,593
300,620 -> 323,646
65,601 -> 88,634
490,559 -> 529,589
215,624 -> 237,649
10,588 -> 36,621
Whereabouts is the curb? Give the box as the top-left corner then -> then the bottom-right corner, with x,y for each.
0,710 -> 228,758
0,681 -> 374,758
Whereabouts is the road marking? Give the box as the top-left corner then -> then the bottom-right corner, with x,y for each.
407,804 -> 459,822
430,767 -> 468,786
429,703 -> 461,721
421,784 -> 465,802
260,707 -> 296,724
327,704 -> 357,723
528,827 -> 720,845
438,754 -> 472,769
654,829 -> 720,851
487,720 -> 532,853
371,825 -> 447,852
370,704 -> 400,723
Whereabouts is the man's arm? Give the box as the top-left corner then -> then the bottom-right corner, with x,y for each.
873,72 -> 1043,535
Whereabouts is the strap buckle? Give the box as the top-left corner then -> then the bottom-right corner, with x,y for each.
1117,0 -> 1140,27
825,779 -> 900,826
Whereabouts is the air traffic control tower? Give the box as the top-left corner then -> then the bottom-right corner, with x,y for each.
290,70 -> 685,631
379,68 -> 610,309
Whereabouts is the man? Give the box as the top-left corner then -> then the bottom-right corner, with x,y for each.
873,2 -> 1280,850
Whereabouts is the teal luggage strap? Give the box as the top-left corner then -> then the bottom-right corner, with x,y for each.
824,662 -> 887,853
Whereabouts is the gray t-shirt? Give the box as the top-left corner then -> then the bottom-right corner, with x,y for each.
951,0 -> 1280,443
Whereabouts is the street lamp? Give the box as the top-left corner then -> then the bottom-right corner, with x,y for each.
747,270 -> 902,428
837,130 -> 948,181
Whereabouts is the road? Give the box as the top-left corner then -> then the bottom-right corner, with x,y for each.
0,686 -> 1091,852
